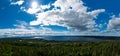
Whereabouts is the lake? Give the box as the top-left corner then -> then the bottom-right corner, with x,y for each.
2,36 -> 120,41
30,36 -> 120,41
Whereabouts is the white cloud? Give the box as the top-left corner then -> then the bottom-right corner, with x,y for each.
0,27 -> 55,38
1,28 -> 120,38
26,8 -> 41,14
30,20 -> 40,25
0,20 -> 119,37
23,2 -> 50,14
25,1 -> 40,14
13,20 -> 42,30
24,0 -> 105,31
13,20 -> 28,29
40,4 -> 51,9
0,28 -> 77,38
107,15 -> 120,31
10,0 -> 24,5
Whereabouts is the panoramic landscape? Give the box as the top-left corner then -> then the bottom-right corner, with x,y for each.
0,0 -> 120,56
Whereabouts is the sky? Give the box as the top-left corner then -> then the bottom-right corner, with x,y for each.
0,0 -> 120,37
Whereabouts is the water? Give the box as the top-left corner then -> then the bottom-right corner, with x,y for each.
32,36 -> 119,41
3,36 -> 120,41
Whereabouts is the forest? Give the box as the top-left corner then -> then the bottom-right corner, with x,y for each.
0,38 -> 120,56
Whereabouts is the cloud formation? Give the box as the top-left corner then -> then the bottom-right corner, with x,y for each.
10,0 -> 24,5
0,28 -> 85,38
23,0 -> 105,31
107,15 -> 120,31
14,20 -> 28,29
1,28 -> 119,38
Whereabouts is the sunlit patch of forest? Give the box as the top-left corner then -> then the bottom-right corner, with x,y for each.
0,38 -> 120,56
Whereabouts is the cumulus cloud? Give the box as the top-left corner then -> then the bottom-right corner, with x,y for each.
107,15 -> 120,31
0,20 -> 119,37
23,0 -> 105,31
10,0 -> 24,5
0,20 -> 105,37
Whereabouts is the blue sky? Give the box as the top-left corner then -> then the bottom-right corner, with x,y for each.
0,0 -> 120,37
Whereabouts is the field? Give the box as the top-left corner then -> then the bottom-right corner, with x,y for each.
0,38 -> 120,56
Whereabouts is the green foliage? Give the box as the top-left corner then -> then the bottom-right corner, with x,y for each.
0,38 -> 120,56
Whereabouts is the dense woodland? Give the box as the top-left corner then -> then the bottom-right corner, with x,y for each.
0,38 -> 120,56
